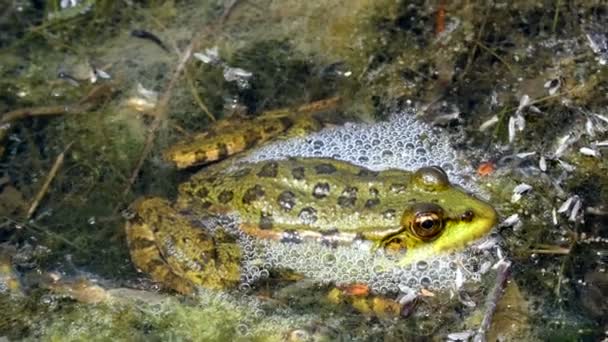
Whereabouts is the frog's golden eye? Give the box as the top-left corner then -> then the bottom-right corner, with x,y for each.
413,166 -> 449,191
408,203 -> 445,240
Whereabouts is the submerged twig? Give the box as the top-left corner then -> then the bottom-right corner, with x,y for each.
121,43 -> 194,197
26,142 -> 74,220
120,4 -> 243,199
184,67 -> 215,122
474,260 -> 511,342
459,4 -> 489,81
0,83 -> 114,125
552,0 -> 561,34
474,41 -> 516,75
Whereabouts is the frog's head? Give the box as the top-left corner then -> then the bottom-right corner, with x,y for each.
385,166 -> 498,264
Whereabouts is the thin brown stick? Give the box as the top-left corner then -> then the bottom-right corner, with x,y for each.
26,142 -> 74,220
474,40 -> 516,75
459,3 -> 489,82
0,83 -> 114,125
119,3 -> 242,199
473,260 -> 511,342
121,43 -> 193,197
184,67 -> 216,122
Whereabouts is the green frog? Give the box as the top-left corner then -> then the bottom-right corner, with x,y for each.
125,101 -> 498,315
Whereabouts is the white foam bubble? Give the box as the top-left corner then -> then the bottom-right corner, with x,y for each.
236,233 -> 496,295
238,109 -> 477,190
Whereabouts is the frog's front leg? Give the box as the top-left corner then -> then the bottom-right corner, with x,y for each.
125,197 -> 241,294
326,285 -> 416,318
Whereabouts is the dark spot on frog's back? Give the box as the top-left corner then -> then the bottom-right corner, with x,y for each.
277,190 -> 296,211
145,258 -> 167,272
257,162 -> 278,178
259,212 -> 273,229
218,190 -> 234,204
244,130 -> 261,149
281,230 -> 302,244
194,187 -> 209,198
231,167 -> 251,178
357,168 -> 379,177
242,185 -> 265,204
299,207 -> 318,224
129,237 -> 156,250
314,163 -> 337,174
338,187 -> 358,208
390,183 -> 407,194
365,198 -> 380,208
312,182 -> 330,198
383,209 -> 396,220
264,122 -> 282,134
216,143 -> 229,160
292,166 -> 305,180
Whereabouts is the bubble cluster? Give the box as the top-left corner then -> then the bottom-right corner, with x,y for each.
239,108 -> 476,189
236,233 -> 497,295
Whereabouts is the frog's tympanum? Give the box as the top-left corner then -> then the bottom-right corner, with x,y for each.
126,105 -> 498,316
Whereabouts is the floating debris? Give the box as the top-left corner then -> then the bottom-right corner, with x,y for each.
223,66 -> 253,89
193,47 -> 252,88
61,0 -> 81,8
558,195 -> 583,222
554,133 -> 576,158
584,25 -> 608,65
579,147 -> 601,158
511,183 -> 533,203
516,151 -> 536,159
432,111 -> 462,126
479,115 -> 499,131
89,66 -> 111,84
127,83 -> 159,112
539,155 -> 547,172
569,197 -> 582,222
544,78 -> 561,95
500,214 -> 522,230
57,71 -> 81,87
558,195 -> 578,213
193,47 -> 221,64
508,115 -> 524,143
447,330 -> 474,341
557,159 -> 576,172
136,83 -> 159,101
552,207 -> 558,225
131,29 -> 170,53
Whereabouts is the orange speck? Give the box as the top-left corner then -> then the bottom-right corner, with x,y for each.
477,161 -> 495,176
435,0 -> 446,36
342,283 -> 370,296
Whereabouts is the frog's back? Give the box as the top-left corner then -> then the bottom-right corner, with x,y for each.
178,158 -> 419,233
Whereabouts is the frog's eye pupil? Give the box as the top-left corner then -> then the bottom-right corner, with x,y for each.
421,219 -> 434,230
402,203 -> 446,241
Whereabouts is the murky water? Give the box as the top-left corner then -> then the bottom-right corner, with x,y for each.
1,1 -> 607,341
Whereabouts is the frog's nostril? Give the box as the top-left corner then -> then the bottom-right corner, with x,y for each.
461,210 -> 474,222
